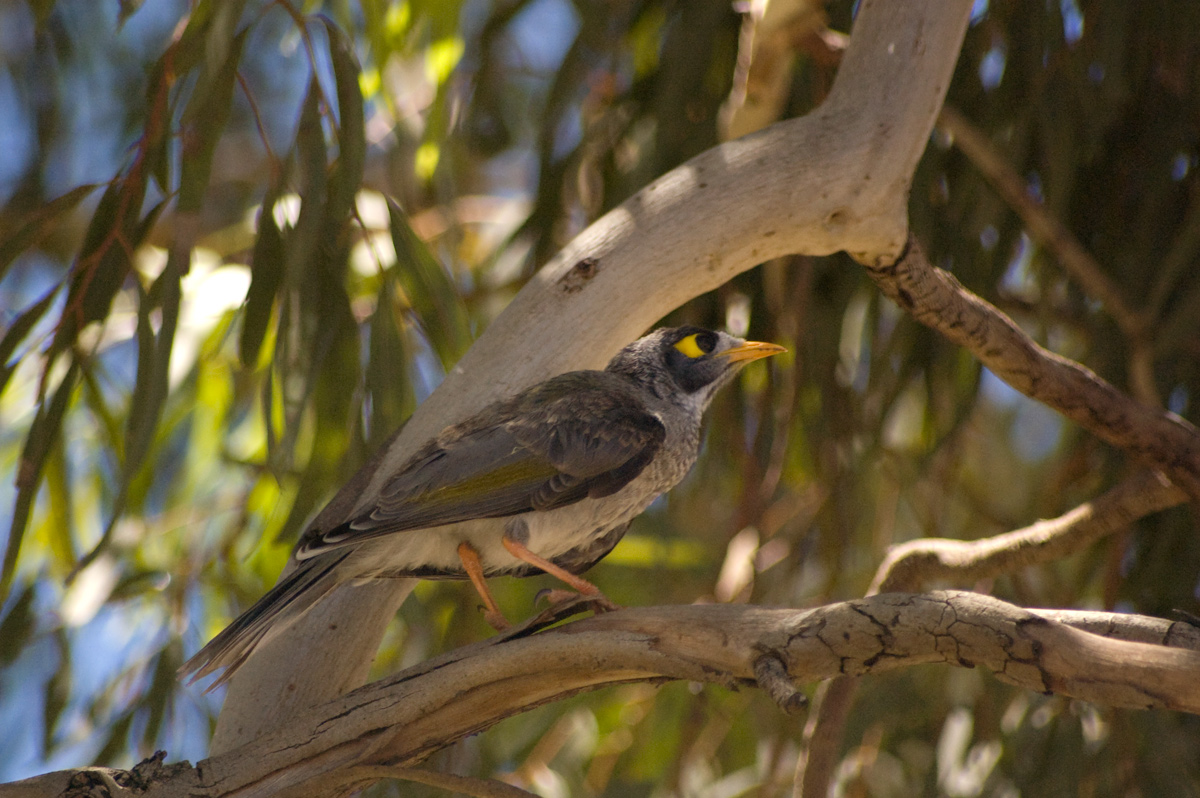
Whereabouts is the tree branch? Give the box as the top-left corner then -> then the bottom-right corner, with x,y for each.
863,237 -> 1200,497
12,592 -> 1200,798
870,468 -> 1187,594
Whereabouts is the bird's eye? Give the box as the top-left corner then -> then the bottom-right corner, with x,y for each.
673,332 -> 715,359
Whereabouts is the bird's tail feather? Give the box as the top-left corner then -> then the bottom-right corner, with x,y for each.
179,552 -> 350,691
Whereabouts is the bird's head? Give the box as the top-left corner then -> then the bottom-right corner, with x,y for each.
606,326 -> 785,412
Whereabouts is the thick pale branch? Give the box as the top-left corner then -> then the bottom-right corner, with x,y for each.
16,593 -> 1200,798
870,469 -> 1187,594
213,0 -> 977,751
864,238 -> 1200,497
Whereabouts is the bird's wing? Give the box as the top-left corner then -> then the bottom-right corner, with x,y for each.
296,374 -> 665,558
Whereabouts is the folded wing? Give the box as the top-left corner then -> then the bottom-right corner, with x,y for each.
296,372 -> 665,559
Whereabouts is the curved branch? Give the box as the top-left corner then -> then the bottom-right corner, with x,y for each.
870,469 -> 1187,594
18,593 -> 1200,798
863,237 -> 1200,497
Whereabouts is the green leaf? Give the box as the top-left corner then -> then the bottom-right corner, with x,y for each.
386,199 -> 471,365
141,641 -> 181,749
178,29 -> 248,213
43,434 -> 77,570
116,0 -> 145,30
47,169 -> 153,370
26,0 -> 56,27
0,283 -> 60,397
240,194 -> 286,368
91,710 -> 134,767
0,183 -> 98,281
366,274 -> 415,447
178,0 -> 250,109
2,361 -> 79,600
322,19 -> 366,227
0,584 -> 36,666
72,240 -> 183,579
43,631 -> 71,751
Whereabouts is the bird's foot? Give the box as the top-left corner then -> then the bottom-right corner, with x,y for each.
479,605 -> 512,631
535,587 -> 622,614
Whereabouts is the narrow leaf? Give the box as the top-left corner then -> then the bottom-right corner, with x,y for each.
0,183 -> 98,280
322,19 -> 366,226
387,198 -> 471,364
3,361 -> 79,599
366,274 -> 415,447
0,283 -> 60,397
178,29 -> 248,213
0,584 -> 36,666
240,194 -> 285,368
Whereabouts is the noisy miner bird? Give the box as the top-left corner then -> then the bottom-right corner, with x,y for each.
182,326 -> 784,687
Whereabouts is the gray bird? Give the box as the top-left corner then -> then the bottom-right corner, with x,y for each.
182,326 -> 784,686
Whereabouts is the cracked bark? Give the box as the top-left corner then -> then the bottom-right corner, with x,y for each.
9,592 -> 1200,798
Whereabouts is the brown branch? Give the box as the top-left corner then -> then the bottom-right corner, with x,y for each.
870,469 -> 1187,594
863,237 -> 1200,498
12,594 -> 1199,798
799,237 -> 1200,797
25,598 -> 1200,796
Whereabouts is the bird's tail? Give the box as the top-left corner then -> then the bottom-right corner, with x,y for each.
179,551 -> 350,691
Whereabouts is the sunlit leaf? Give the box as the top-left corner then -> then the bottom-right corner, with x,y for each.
425,36 -> 464,84
414,141 -> 439,181
42,435 -> 77,571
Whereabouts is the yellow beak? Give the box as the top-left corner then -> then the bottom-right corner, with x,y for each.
718,340 -> 787,364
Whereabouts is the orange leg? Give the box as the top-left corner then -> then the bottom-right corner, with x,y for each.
501,536 -> 621,612
457,542 -> 511,630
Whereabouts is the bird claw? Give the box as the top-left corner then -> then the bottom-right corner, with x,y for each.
479,605 -> 512,631
535,588 -> 622,614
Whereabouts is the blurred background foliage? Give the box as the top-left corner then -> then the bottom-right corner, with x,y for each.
0,0 -> 1198,795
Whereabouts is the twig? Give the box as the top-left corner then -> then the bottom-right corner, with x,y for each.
870,469 -> 1186,594
754,652 -> 808,715
348,766 -> 539,798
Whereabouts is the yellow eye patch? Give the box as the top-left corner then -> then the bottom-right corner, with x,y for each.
673,333 -> 707,358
